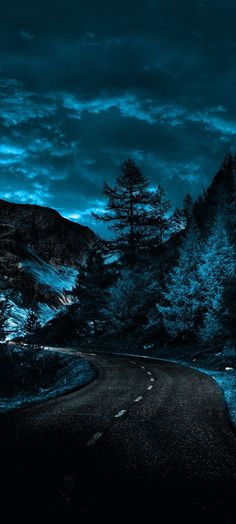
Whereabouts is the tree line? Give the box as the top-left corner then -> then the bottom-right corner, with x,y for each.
1,154 -> 235,351
43,153 -> 235,351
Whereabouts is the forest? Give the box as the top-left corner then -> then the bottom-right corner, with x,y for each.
38,153 -> 236,354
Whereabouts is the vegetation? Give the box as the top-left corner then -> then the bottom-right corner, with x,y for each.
41,153 -> 236,353
0,342 -> 64,397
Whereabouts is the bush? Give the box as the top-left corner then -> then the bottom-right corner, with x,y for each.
0,343 -> 68,397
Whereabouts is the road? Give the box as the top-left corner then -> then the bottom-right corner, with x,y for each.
1,351 -> 236,521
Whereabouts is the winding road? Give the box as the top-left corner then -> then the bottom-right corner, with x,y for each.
1,351 -> 236,520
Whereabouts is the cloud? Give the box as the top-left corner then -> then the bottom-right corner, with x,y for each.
188,111 -> 236,137
61,92 -> 156,124
0,1 -> 236,235
0,183 -> 52,206
0,80 -> 56,126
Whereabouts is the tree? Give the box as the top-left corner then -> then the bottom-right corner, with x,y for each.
24,308 -> 41,351
74,241 -> 112,342
182,193 -> 193,226
93,159 -> 149,265
147,185 -> 173,249
158,219 -> 202,339
145,186 -> 184,295
103,269 -> 157,345
198,214 -> 235,342
0,299 -> 11,341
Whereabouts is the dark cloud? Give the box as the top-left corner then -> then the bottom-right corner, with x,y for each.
0,1 -> 236,235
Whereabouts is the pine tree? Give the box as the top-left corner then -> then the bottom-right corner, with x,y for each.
158,219 -> 202,339
24,308 -> 41,351
0,299 -> 11,341
103,269 -> 156,341
182,193 -> 193,226
147,185 -> 173,249
74,241 -> 112,342
93,159 -> 149,265
198,214 -> 235,342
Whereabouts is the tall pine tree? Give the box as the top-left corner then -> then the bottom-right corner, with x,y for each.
158,219 -> 202,339
198,214 -> 235,342
93,159 -> 149,265
147,185 -> 173,249
74,241 -> 112,342
24,307 -> 41,351
0,299 -> 11,341
182,193 -> 193,226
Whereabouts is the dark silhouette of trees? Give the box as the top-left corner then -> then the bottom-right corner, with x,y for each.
74,241 -> 113,342
157,219 -> 202,340
93,159 -> 149,266
24,308 -> 41,351
198,214 -> 235,342
0,299 -> 11,341
146,185 -> 173,250
182,193 -> 193,226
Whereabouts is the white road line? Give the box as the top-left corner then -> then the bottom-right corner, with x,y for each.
147,385 -> 153,391
89,353 -> 96,356
115,409 -> 127,418
150,378 -> 155,382
147,371 -> 152,376
130,360 -> 136,365
141,365 -> 145,370
85,432 -> 103,446
134,396 -> 143,402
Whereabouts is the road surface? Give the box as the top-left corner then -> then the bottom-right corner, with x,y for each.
0,351 -> 236,520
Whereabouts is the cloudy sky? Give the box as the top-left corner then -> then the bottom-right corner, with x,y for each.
0,0 -> 236,236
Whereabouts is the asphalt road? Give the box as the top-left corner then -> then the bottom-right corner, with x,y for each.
1,351 -> 236,521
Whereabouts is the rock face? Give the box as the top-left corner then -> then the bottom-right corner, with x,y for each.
0,200 -> 96,335
0,200 -> 95,266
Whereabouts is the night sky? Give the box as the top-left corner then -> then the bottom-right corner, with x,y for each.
0,1 -> 236,236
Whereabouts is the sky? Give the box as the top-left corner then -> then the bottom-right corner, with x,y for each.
0,0 -> 236,237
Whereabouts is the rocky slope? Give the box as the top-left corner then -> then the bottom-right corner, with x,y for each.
0,200 -> 95,265
0,200 -> 96,336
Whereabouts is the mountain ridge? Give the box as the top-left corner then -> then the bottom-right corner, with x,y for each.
0,199 -> 97,336
0,199 -> 96,266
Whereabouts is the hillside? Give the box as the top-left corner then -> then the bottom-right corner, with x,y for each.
0,200 -> 96,335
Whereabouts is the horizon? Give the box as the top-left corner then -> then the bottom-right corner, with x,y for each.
0,156 -> 221,239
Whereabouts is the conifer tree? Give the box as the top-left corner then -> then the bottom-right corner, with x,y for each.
93,159 -> 149,265
0,299 -> 11,341
198,214 -> 235,342
158,219 -> 202,339
182,193 -> 193,226
147,185 -> 173,249
24,308 -> 41,351
74,241 -> 112,341
103,269 -> 157,340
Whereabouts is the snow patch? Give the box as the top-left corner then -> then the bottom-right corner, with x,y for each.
22,255 -> 78,293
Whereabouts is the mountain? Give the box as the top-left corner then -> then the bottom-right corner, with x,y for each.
192,152 -> 236,235
0,200 -> 96,336
0,199 -> 95,265
1,153 -> 235,341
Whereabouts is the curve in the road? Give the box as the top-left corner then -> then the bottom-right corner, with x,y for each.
0,350 -> 236,521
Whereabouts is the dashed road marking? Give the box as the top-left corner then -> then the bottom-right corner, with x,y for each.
147,371 -> 152,376
89,353 -> 96,356
85,432 -> 103,446
115,409 -> 127,418
130,360 -> 136,365
147,385 -> 153,391
141,365 -> 145,370
134,396 -> 143,402
150,378 -> 155,382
